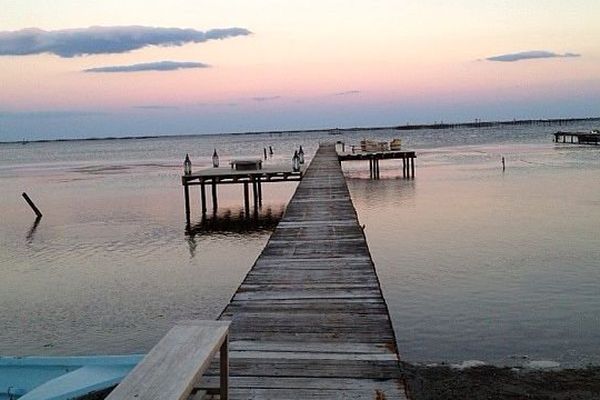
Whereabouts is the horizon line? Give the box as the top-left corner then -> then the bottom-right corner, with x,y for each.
3,116 -> 599,145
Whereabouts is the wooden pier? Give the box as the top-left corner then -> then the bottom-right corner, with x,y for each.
554,131 -> 600,145
182,167 -> 303,227
338,150 -> 416,179
201,143 -> 407,399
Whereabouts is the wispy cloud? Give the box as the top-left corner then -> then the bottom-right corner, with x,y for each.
133,105 -> 180,110
252,96 -> 281,102
486,50 -> 580,62
196,102 -> 239,107
333,90 -> 361,96
0,26 -> 251,58
84,61 -> 209,73
0,110 -> 106,118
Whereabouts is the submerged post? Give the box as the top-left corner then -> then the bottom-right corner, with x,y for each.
22,192 -> 42,218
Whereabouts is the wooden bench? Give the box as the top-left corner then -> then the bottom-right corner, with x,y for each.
229,159 -> 262,170
105,321 -> 230,400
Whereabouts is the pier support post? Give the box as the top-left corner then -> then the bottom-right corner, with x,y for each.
220,335 -> 229,400
200,181 -> 207,214
410,157 -> 415,178
184,185 -> 191,226
257,179 -> 263,206
369,159 -> 373,178
211,180 -> 218,212
252,178 -> 259,211
243,182 -> 250,216
402,157 -> 406,178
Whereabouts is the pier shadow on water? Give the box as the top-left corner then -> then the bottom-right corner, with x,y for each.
185,206 -> 284,235
185,207 -> 284,257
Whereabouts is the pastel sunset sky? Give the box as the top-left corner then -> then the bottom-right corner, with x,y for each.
1,0 -> 599,140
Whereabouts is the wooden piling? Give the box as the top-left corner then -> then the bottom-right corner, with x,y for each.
212,180 -> 218,211
243,182 -> 250,215
183,186 -> 191,226
257,180 -> 263,206
22,192 -> 42,218
200,182 -> 207,214
252,178 -> 258,209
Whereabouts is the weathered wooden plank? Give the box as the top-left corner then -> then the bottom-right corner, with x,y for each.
228,341 -> 395,354
199,376 -> 405,391
207,358 -> 400,379
225,387 -> 406,400
232,290 -> 382,301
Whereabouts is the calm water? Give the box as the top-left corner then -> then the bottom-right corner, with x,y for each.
1,124 -> 599,368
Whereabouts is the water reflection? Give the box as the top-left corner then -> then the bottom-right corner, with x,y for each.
25,216 -> 42,242
185,206 -> 285,257
347,176 -> 417,210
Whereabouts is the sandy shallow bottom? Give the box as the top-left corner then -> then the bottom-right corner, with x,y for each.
402,363 -> 600,400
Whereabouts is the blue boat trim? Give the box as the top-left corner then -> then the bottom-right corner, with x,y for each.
0,355 -> 143,400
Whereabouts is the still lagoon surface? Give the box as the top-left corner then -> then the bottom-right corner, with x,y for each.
1,123 -> 599,367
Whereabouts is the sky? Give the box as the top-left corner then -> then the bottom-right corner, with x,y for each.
1,0 -> 599,140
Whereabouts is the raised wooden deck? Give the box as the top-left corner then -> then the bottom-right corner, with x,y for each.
204,143 -> 407,399
338,150 -> 416,179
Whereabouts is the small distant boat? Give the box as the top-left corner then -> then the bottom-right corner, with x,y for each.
0,355 -> 142,400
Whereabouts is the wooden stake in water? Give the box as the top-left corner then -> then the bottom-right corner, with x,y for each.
502,156 -> 506,171
22,192 -> 42,218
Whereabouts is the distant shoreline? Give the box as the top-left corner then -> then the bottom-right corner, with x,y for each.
3,116 -> 599,145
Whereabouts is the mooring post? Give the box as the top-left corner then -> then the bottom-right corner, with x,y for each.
200,181 -> 207,214
22,192 -> 43,218
183,185 -> 191,226
211,179 -> 218,211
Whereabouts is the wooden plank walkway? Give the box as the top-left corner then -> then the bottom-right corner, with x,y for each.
205,143 -> 407,399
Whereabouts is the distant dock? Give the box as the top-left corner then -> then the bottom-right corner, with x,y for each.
201,143 -> 407,399
554,131 -> 600,145
338,150 -> 416,179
